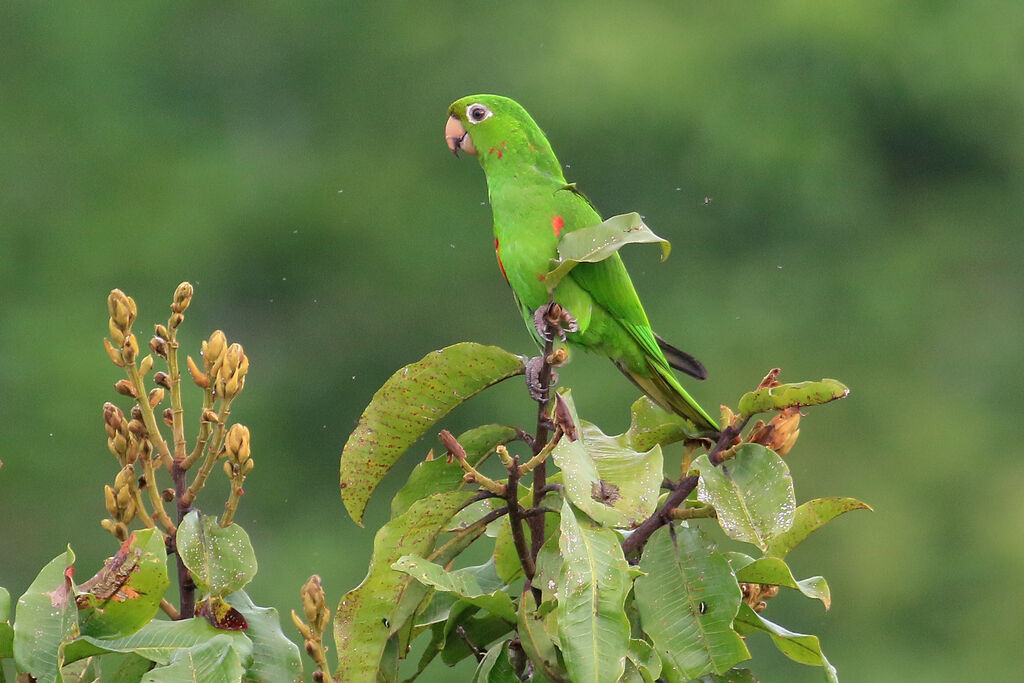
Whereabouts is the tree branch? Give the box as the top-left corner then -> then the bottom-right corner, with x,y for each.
621,420 -> 746,559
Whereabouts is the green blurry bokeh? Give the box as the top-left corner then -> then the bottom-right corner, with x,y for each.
2,2 -> 1021,680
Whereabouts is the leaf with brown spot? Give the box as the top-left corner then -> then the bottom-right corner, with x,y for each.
340,343 -> 524,525
77,527 -> 169,639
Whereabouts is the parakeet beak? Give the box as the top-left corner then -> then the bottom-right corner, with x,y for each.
445,116 -> 476,156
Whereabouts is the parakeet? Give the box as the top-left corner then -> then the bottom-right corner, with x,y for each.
445,94 -> 718,432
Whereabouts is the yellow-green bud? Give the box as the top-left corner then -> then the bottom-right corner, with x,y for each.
114,379 -> 137,398
203,330 -> 227,371
139,354 -> 154,375
149,336 -> 168,359
187,356 -> 209,389
121,333 -> 139,363
104,338 -> 125,367
107,289 -> 137,331
171,281 -> 193,314
201,408 -> 220,423
225,424 -> 251,465
215,343 -> 248,399
301,575 -> 329,634
163,408 -> 173,427
148,387 -> 165,408
127,419 -> 147,438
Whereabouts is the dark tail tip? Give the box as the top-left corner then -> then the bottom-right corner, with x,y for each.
655,334 -> 708,380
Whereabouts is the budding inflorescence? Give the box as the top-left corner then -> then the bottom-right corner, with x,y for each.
222,424 -> 254,479
213,343 -> 249,400
104,464 -> 137,526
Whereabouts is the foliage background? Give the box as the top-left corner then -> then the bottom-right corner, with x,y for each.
1,2 -> 1021,680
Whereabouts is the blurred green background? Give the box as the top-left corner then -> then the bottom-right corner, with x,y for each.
2,1 -> 1022,680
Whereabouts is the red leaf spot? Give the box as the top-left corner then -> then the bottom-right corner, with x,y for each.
551,215 -> 564,237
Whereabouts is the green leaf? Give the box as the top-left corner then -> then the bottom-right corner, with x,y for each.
532,527 -> 564,606
141,634 -> 243,683
623,396 -> 705,451
623,638 -> 661,683
391,556 -> 516,624
735,557 -> 831,610
633,527 -> 749,681
697,669 -> 759,682
224,590 -> 303,682
552,390 -> 664,528
65,618 -> 253,666
733,604 -> 838,681
176,512 -> 257,598
13,546 -> 78,683
517,591 -> 567,682
544,213 -> 671,291
333,490 -> 475,682
0,586 -> 12,660
556,499 -> 630,683
77,529 -> 169,639
440,603 -> 515,666
90,651 -> 154,682
390,424 -> 519,520
764,497 -> 873,559
472,641 -> 520,683
340,343 -> 525,525
695,445 -> 796,551
737,379 -> 849,418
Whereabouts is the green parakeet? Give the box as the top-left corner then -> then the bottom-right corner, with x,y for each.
445,94 -> 718,432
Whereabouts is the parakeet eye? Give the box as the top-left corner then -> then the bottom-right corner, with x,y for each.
466,103 -> 493,124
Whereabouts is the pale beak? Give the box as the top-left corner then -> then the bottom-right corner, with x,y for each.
445,116 -> 476,156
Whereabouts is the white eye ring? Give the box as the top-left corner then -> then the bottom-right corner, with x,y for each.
465,103 -> 493,124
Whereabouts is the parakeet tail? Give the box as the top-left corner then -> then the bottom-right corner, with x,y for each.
654,334 -> 708,380
615,360 -> 718,432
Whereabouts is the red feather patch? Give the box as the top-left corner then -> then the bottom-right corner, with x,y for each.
552,215 -> 564,237
494,236 -> 508,281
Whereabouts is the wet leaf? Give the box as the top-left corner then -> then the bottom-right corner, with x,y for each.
552,390 -> 663,528
695,445 -> 796,551
64,617 -> 253,667
544,213 -> 671,291
623,396 -> 705,452
141,634 -> 243,683
13,547 -> 78,682
556,499 -> 631,683
225,590 -> 303,682
77,529 -> 169,639
334,490 -> 475,682
735,556 -> 831,610
392,555 -> 516,624
340,343 -> 524,525
764,497 -> 873,559
517,591 -> 567,682
633,527 -> 749,681
733,604 -> 838,681
176,511 -> 257,597
738,379 -> 848,418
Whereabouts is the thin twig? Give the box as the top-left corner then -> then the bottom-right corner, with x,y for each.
621,420 -> 747,559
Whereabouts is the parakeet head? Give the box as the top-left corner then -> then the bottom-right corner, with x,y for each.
445,95 -> 561,176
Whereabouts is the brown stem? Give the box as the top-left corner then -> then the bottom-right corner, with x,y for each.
171,460 -> 195,618
529,338 -> 555,563
621,421 -> 746,559
506,455 -> 536,585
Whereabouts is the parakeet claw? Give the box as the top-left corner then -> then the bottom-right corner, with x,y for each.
533,302 -> 578,342
525,355 -> 559,402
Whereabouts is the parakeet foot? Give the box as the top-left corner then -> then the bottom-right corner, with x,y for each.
525,355 -> 559,402
533,302 -> 578,342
